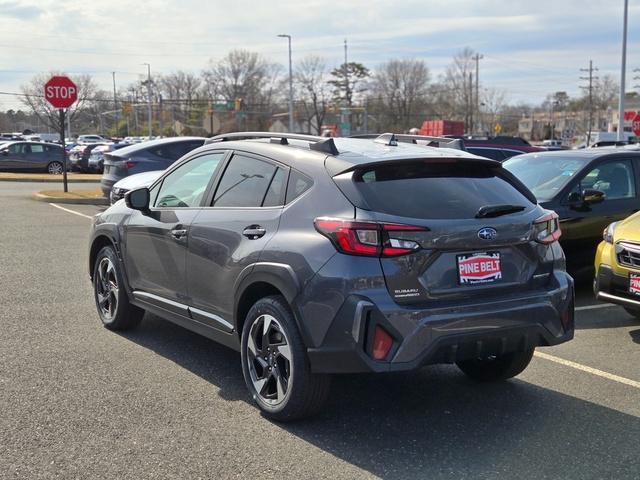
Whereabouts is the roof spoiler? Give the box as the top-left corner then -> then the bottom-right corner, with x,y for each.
374,133 -> 467,152
206,131 -> 340,155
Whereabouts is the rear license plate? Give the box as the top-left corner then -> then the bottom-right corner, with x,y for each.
629,273 -> 640,296
457,251 -> 502,285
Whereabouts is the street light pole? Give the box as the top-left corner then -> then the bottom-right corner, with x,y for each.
617,0 -> 629,141
278,34 -> 294,132
112,72 -> 118,135
142,63 -> 153,138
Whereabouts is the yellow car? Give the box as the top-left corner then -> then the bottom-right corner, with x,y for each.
595,211 -> 640,318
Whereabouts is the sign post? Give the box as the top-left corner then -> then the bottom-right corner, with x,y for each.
44,76 -> 77,192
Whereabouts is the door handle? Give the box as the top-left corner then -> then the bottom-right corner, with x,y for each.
170,228 -> 188,240
243,226 -> 266,239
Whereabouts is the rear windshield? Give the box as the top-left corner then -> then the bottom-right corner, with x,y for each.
353,161 -> 534,219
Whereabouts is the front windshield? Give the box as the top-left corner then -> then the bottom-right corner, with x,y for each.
503,154 -> 590,201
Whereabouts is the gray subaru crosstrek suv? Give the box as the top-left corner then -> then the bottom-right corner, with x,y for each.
88,132 -> 574,421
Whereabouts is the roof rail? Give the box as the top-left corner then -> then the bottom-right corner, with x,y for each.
205,131 -> 340,155
374,132 -> 467,152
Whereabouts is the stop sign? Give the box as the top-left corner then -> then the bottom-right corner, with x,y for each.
44,76 -> 77,109
633,114 -> 640,137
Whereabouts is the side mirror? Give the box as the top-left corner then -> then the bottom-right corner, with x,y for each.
582,188 -> 605,205
125,187 -> 150,212
567,191 -> 582,203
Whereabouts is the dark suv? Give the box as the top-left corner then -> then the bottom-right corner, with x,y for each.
88,132 -> 574,420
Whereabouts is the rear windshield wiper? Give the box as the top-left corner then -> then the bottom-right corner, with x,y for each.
475,204 -> 526,219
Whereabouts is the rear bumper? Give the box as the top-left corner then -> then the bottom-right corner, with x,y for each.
594,264 -> 640,310
100,177 -> 118,197
303,270 -> 574,374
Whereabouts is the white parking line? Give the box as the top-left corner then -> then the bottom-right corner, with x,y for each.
49,203 -> 93,220
534,351 -> 640,390
575,303 -> 617,312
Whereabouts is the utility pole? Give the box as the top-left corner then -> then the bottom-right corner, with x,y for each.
468,72 -> 473,134
112,72 -> 118,136
617,0 -> 629,141
472,53 -> 483,134
341,38 -> 351,135
142,63 -> 152,138
277,34 -> 294,132
580,60 -> 599,146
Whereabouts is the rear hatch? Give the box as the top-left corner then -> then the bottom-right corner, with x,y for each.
332,159 -> 556,306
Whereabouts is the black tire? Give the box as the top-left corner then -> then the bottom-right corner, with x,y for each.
92,245 -> 144,331
456,348 -> 535,382
241,295 -> 331,421
47,161 -> 63,175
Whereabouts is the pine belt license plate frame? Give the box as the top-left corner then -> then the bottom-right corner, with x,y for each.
456,251 -> 502,286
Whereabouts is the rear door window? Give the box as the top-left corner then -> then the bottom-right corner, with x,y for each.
353,161 -> 534,219
212,154 -> 278,207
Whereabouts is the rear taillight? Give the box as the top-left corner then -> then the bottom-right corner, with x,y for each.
534,211 -> 561,244
124,160 -> 136,169
314,217 -> 426,257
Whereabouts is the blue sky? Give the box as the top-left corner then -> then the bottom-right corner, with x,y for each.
0,0 -> 637,109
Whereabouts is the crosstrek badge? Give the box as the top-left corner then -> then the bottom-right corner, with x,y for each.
457,252 -> 502,285
629,273 -> 640,296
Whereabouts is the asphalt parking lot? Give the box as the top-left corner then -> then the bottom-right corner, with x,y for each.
2,182 -> 640,479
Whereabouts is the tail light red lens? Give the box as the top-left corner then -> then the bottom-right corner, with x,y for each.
314,217 -> 426,257
124,160 -> 137,169
534,211 -> 561,244
372,325 -> 394,360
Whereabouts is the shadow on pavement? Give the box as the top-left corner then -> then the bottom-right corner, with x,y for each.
120,313 -> 640,479
575,309 -> 638,330
630,329 -> 640,345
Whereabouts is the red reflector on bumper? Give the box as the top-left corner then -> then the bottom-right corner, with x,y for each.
372,325 -> 394,360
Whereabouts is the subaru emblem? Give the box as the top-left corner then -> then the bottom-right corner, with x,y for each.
478,227 -> 497,240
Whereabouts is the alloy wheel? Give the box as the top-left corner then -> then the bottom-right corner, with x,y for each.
96,257 -> 119,320
246,314 -> 292,405
48,162 -> 63,174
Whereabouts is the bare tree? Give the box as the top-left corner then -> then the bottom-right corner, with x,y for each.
20,72 -> 103,133
432,48 -> 476,129
481,87 -> 508,134
295,55 -> 330,134
203,49 -> 281,106
160,71 -> 202,108
370,59 -> 430,132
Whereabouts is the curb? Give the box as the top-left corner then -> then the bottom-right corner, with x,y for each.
32,192 -> 109,205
